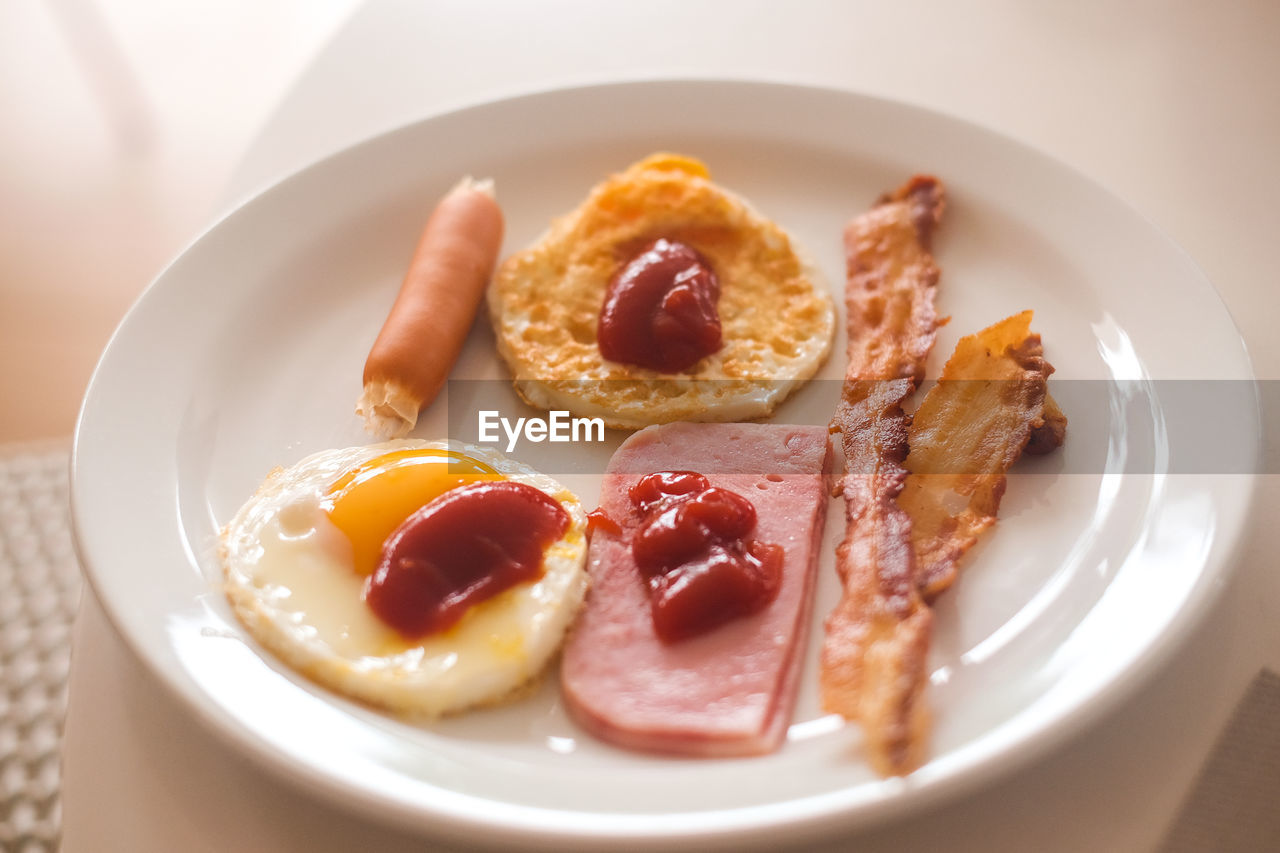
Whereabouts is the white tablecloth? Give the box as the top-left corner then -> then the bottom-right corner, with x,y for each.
60,2 -> 1280,850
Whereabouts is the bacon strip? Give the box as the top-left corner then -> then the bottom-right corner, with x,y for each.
898,311 -> 1057,600
823,176 -> 1065,776
820,176 -> 944,775
822,380 -> 934,774
1027,392 -> 1068,456
842,175 -> 945,384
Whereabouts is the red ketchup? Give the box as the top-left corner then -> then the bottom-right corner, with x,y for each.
627,471 -> 782,642
597,238 -> 722,372
586,507 -> 622,536
364,481 -> 569,638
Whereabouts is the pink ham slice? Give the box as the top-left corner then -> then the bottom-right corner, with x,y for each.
561,422 -> 832,757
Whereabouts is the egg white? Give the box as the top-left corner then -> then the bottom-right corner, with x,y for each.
221,439 -> 588,717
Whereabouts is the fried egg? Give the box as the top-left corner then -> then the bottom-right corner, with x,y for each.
221,439 -> 588,717
488,153 -> 836,429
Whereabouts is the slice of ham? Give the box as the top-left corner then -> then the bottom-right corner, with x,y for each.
561,422 -> 831,757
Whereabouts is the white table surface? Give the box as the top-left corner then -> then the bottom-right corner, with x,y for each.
61,2 -> 1280,850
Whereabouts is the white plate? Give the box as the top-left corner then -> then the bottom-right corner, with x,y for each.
72,80 -> 1259,850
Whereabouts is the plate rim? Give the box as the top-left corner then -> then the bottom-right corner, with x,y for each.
70,76 -> 1262,849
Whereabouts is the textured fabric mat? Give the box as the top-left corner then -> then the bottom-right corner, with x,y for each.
0,443 -> 80,852
1157,668 -> 1280,853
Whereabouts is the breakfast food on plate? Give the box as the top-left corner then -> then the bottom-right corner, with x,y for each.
841,174 -> 946,387
898,310 -> 1059,600
278,156 -> 1067,769
221,439 -> 587,716
488,153 -> 836,428
1026,393 -> 1068,456
561,422 -> 831,757
358,178 -> 504,438
820,176 -> 1066,775
821,175 -> 945,776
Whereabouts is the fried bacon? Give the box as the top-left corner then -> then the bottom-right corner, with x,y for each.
1027,393 -> 1068,456
823,176 -> 1065,777
842,174 -> 945,384
823,379 -> 933,775
820,176 -> 944,775
898,311 -> 1058,600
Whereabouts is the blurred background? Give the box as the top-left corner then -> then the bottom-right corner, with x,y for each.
0,0 -> 359,442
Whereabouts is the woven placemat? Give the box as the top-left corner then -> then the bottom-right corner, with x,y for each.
0,443 -> 81,852
1156,668 -> 1280,852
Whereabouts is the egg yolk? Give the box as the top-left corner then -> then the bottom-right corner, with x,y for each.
323,449 -> 501,577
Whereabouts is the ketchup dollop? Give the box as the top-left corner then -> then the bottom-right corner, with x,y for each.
586,507 -> 622,536
597,239 -> 722,373
627,471 -> 782,642
365,480 -> 569,638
